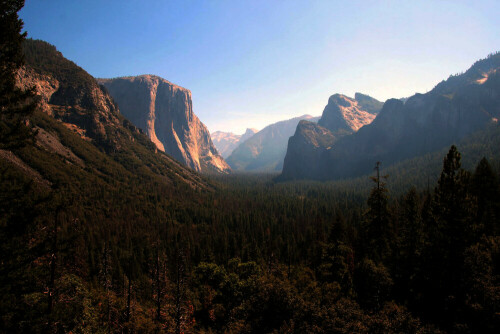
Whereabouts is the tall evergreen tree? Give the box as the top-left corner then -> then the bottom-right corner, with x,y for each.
429,145 -> 474,327
472,157 -> 499,236
434,145 -> 473,254
364,162 -> 391,261
394,187 -> 425,307
0,2 -> 41,331
0,0 -> 36,148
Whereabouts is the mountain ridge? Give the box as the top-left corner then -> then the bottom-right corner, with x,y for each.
280,52 -> 500,181
211,128 -> 258,158
226,114 -> 319,172
281,92 -> 383,179
15,39 -> 209,190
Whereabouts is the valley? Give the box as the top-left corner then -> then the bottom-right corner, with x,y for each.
1,2 -> 499,333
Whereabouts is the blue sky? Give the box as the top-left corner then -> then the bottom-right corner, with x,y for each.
20,0 -> 500,134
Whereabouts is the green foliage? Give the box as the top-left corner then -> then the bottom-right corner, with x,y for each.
0,0 -> 36,149
472,157 -> 500,236
23,39 -> 97,107
462,236 -> 500,332
355,258 -> 393,310
364,162 -> 392,261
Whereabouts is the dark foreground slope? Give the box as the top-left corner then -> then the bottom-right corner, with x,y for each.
281,52 -> 500,181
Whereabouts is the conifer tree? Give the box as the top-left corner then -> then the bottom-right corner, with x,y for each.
472,157 -> 499,236
364,162 -> 391,261
0,0 -> 36,149
434,145 -> 473,254
429,145 -> 474,327
395,187 -> 424,306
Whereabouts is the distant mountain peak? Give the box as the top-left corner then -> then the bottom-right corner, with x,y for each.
226,115 -> 319,172
281,51 -> 500,181
243,128 -> 258,136
318,93 -> 381,133
210,128 -> 258,159
354,92 -> 384,114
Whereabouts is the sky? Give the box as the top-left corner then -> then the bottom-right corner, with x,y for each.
20,0 -> 500,134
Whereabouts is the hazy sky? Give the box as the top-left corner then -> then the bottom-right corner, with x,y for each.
20,0 -> 499,134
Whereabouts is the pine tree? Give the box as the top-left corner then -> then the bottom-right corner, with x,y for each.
471,157 -> 499,236
364,162 -> 391,261
319,213 -> 354,295
394,187 -> 424,306
0,3 -> 41,331
0,0 -> 36,149
434,145 -> 473,254
430,145 -> 474,327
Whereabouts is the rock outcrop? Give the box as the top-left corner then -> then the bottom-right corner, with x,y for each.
281,121 -> 336,179
318,94 -> 378,132
226,115 -> 319,172
99,75 -> 230,174
19,40 -> 125,148
15,39 -> 208,189
211,128 -> 258,158
281,52 -> 500,181
281,93 -> 382,180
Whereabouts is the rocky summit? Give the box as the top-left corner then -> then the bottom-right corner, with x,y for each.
99,75 -> 230,174
281,53 -> 500,181
281,93 -> 383,180
318,93 -> 380,133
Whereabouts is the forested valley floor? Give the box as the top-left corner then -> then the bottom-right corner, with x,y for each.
2,143 -> 499,333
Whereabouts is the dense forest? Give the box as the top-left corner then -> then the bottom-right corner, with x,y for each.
3,134 -> 500,333
1,2 -> 500,333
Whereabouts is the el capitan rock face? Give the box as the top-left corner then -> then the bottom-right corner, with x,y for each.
99,75 -> 230,174
15,39 -> 207,189
281,53 -> 500,181
211,128 -> 258,158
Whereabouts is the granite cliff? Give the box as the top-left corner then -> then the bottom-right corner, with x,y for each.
281,93 -> 382,180
13,39 -> 207,189
281,53 -> 500,180
99,76 -> 230,174
318,93 -> 379,132
227,115 -> 319,172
